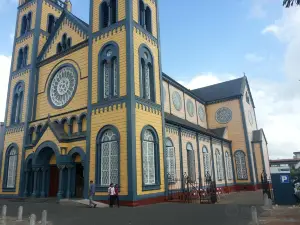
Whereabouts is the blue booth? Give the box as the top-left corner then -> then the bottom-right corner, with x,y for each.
270,166 -> 297,205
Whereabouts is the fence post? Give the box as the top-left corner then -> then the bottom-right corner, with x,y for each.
1,205 -> 7,219
17,206 -> 23,221
251,206 -> 259,225
30,214 -> 36,225
41,210 -> 47,225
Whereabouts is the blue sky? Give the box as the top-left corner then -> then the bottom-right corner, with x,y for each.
0,0 -> 299,159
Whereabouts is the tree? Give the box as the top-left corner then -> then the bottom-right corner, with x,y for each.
283,0 -> 300,7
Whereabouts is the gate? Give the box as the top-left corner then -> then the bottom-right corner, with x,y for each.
261,171 -> 274,201
166,173 -> 217,204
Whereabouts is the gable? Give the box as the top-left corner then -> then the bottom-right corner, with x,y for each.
38,11 -> 88,62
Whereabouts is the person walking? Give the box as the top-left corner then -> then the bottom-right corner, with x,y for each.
89,180 -> 97,208
114,184 -> 120,207
108,183 -> 115,208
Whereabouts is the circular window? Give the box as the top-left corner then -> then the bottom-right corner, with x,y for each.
248,111 -> 253,125
198,106 -> 205,122
215,107 -> 232,124
48,65 -> 77,108
186,99 -> 195,117
172,91 -> 182,111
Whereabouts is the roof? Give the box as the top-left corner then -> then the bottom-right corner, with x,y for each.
270,159 -> 300,163
165,113 -> 230,142
252,129 -> 268,144
191,77 -> 245,103
209,127 -> 226,138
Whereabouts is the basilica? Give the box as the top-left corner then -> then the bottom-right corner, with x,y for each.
0,0 -> 270,206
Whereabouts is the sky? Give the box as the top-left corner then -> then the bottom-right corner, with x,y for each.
0,0 -> 299,159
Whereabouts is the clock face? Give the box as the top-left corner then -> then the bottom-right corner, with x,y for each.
186,99 -> 195,117
48,66 -> 77,108
172,91 -> 182,111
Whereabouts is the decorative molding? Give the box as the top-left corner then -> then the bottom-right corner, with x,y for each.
11,68 -> 31,79
93,102 -> 126,115
198,134 -> 210,142
212,138 -> 222,145
15,30 -> 34,44
18,0 -> 37,11
181,128 -> 196,139
135,96 -> 162,113
5,124 -> 25,134
133,23 -> 158,46
93,25 -> 125,42
165,124 -> 178,135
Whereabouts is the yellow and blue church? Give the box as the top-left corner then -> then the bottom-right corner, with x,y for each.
0,0 -> 271,206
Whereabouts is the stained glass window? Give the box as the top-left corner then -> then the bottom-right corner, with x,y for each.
143,130 -> 156,185
165,138 -> 176,183
7,148 -> 17,188
144,64 -> 151,100
187,143 -> 196,182
112,58 -> 118,97
225,152 -> 233,180
216,149 -> 224,181
100,129 -> 119,186
235,151 -> 248,180
203,146 -> 211,177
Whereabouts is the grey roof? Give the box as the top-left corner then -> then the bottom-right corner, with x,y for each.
191,77 -> 245,103
252,129 -> 267,144
209,127 -> 226,138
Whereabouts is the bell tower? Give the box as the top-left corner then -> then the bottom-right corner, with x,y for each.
88,0 -> 166,204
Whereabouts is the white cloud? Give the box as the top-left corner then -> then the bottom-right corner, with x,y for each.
0,55 -> 11,122
245,53 -> 264,63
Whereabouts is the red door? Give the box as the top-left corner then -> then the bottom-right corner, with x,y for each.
49,166 -> 59,197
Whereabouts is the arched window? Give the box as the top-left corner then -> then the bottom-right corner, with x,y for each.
165,138 -> 176,183
23,46 -> 28,66
225,152 -> 233,180
17,48 -> 24,70
56,34 -> 72,54
78,113 -> 87,132
145,7 -> 152,33
139,46 -> 155,102
69,117 -> 77,134
202,146 -> 211,178
215,149 -> 224,181
97,127 -> 119,187
139,0 -> 145,26
4,146 -> 18,189
11,82 -> 24,125
111,0 -> 117,24
235,151 -> 248,180
57,43 -> 62,54
142,126 -> 159,187
21,15 -> 27,35
36,125 -> 43,140
47,15 -> 56,34
27,12 -> 32,32
28,127 -> 35,144
98,43 -> 119,100
100,2 -> 109,28
187,143 -> 196,182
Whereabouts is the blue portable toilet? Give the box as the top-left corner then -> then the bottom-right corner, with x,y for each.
270,166 -> 297,205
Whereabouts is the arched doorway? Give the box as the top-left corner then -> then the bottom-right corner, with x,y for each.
72,153 -> 84,198
24,155 -> 35,197
48,153 -> 59,197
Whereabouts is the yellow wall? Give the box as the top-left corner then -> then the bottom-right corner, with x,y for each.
6,72 -> 30,126
17,3 -> 37,37
136,105 -> 164,195
36,47 -> 88,120
40,1 -> 62,32
133,30 -> 161,104
38,34 -> 48,54
92,0 -> 126,33
206,99 -> 251,183
90,103 -> 128,196
0,131 -> 25,194
133,0 -> 157,38
91,27 -> 127,103
41,18 -> 88,61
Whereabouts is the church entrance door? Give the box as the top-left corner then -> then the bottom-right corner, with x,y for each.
75,163 -> 84,198
49,165 -> 59,197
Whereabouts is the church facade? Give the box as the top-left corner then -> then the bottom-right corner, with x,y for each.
0,0 -> 270,206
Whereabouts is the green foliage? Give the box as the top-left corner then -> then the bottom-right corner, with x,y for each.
291,168 -> 300,178
283,0 -> 300,7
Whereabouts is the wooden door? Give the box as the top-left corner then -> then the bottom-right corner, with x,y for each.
49,166 -> 59,197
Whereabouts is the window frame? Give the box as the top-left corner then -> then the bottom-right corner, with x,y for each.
234,150 -> 248,180
10,81 -> 25,125
2,143 -> 19,192
165,137 -> 176,184
95,125 -> 120,192
99,0 -> 118,30
202,146 -> 211,178
141,125 -> 160,191
186,142 -> 196,183
215,149 -> 224,181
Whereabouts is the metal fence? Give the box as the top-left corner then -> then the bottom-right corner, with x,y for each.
166,173 -> 217,204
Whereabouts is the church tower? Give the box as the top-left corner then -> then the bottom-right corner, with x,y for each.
0,0 -> 66,195
88,0 -> 166,205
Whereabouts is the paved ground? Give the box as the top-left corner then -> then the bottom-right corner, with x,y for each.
0,191 -> 265,225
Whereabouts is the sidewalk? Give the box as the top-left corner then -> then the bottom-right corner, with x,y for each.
259,206 -> 300,225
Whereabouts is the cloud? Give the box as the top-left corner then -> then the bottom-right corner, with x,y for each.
0,55 -> 11,122
244,53 -> 264,63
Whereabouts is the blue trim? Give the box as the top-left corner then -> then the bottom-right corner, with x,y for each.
141,125 -> 161,191
2,143 -> 19,192
20,0 -> 43,197
239,97 -> 254,183
178,127 -> 184,189
97,41 -> 120,101
125,0 -> 136,201
95,125 -> 120,192
32,141 -> 61,166
46,63 -> 79,109
68,147 -> 86,162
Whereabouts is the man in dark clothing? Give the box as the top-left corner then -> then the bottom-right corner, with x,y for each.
89,180 -> 97,208
114,184 -> 120,207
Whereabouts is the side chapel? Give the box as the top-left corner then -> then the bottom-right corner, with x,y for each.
0,0 -> 270,206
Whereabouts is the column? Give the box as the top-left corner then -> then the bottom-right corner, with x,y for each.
57,165 -> 65,200
66,165 -> 74,199
31,168 -> 38,197
40,167 -> 47,198
23,170 -> 29,197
